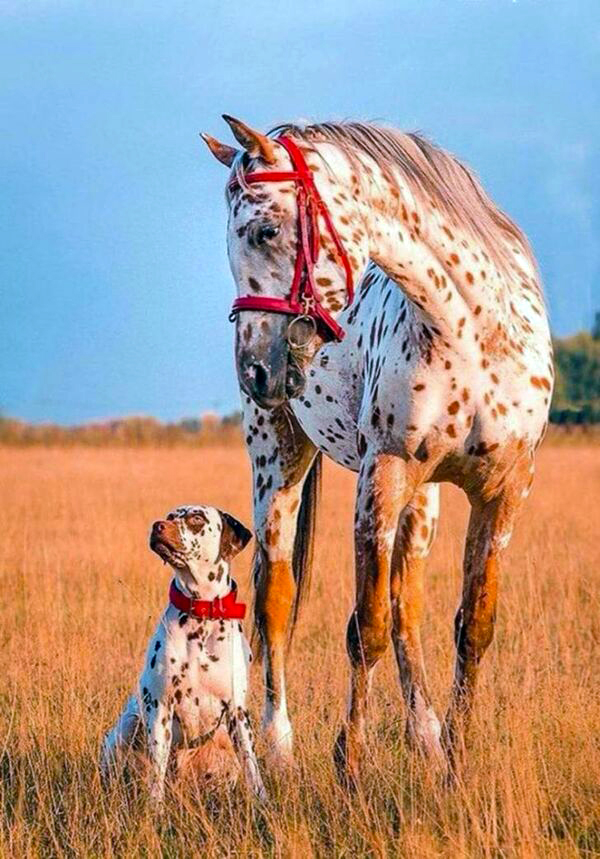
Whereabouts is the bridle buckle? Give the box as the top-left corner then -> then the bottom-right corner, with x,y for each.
300,295 -> 316,315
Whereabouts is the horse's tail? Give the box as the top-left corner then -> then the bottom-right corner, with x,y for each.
251,451 -> 322,653
290,451 -> 322,633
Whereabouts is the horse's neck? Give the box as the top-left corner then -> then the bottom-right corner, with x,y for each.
320,146 -> 546,353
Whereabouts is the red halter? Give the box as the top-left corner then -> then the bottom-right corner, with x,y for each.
228,136 -> 354,342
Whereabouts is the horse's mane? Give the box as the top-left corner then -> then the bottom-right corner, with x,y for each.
267,120 -> 538,286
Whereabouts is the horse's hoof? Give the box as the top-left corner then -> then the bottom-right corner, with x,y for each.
333,727 -> 361,791
405,718 -> 447,775
440,719 -> 467,788
263,742 -> 296,775
263,718 -> 295,772
266,753 -> 296,779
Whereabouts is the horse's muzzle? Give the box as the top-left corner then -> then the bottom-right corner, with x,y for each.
238,352 -> 306,409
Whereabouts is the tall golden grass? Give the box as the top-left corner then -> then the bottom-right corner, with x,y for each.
0,444 -> 598,857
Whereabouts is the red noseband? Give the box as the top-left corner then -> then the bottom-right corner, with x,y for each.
228,136 -> 354,342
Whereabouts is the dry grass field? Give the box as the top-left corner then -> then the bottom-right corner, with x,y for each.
0,444 -> 598,857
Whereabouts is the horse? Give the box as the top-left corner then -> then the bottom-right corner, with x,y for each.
201,117 -> 553,784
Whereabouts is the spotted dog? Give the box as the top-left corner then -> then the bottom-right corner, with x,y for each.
101,505 -> 266,804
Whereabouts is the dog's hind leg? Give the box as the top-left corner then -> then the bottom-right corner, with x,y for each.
101,694 -> 141,777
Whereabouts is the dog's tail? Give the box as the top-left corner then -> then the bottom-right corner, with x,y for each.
251,452 -> 322,653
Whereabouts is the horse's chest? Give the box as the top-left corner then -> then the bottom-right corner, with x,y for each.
289,291 -> 414,470
291,349 -> 362,471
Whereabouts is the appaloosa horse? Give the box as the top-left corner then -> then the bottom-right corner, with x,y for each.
202,117 -> 553,783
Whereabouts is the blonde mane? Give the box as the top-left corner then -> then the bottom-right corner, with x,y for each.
267,120 -> 538,286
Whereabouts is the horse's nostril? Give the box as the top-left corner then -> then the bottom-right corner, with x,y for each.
152,521 -> 165,534
286,364 -> 305,399
239,355 -> 288,407
250,362 -> 268,394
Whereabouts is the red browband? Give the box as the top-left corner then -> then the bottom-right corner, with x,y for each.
228,135 -> 354,342
169,579 -> 246,621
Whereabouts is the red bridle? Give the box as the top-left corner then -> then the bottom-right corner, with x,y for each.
228,136 -> 354,342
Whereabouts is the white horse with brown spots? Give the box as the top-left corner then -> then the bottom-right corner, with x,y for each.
202,117 -> 553,784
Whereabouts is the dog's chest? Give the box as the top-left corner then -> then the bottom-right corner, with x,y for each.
160,614 -> 249,735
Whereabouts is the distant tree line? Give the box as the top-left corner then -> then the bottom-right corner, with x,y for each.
551,312 -> 600,424
0,412 -> 243,447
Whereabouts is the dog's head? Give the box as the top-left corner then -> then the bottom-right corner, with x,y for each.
149,505 -> 252,576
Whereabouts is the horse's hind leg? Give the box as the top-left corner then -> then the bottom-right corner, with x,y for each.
390,483 -> 444,764
443,482 -> 526,770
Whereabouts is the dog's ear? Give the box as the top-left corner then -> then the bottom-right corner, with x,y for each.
219,512 -> 252,561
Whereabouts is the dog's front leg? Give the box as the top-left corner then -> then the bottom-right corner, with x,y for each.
227,706 -> 267,802
146,699 -> 173,809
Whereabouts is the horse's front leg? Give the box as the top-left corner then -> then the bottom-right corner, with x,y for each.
244,402 -> 320,769
335,450 -> 415,786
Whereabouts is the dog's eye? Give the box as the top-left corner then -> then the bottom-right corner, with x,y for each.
255,224 -> 280,245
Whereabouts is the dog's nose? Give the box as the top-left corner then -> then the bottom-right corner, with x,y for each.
152,521 -> 166,534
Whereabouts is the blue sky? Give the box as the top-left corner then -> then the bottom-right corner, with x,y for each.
1,0 -> 598,424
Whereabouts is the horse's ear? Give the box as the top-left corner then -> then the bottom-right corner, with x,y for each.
222,114 -> 276,164
200,132 -> 238,167
219,511 -> 252,561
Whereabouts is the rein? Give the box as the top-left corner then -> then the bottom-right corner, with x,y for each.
228,135 -> 354,342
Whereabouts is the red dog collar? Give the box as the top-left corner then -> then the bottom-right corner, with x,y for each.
169,579 -> 246,621
228,135 -> 354,342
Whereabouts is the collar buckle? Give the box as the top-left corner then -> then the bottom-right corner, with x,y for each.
211,596 -> 223,619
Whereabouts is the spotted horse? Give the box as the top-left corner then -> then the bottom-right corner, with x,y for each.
201,117 -> 553,784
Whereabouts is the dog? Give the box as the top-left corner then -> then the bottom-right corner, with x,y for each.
101,504 -> 266,804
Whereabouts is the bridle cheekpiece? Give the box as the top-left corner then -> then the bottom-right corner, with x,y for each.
228,136 -> 354,342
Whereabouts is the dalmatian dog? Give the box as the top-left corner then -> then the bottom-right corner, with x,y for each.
101,505 -> 266,804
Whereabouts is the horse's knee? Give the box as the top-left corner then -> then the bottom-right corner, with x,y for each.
255,558 -> 296,641
397,484 -> 440,561
346,607 -> 390,668
455,553 -> 499,661
454,600 -> 497,664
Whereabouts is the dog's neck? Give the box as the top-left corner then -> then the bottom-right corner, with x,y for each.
172,559 -> 232,602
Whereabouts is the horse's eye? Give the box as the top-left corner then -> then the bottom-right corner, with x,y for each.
256,224 -> 280,245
